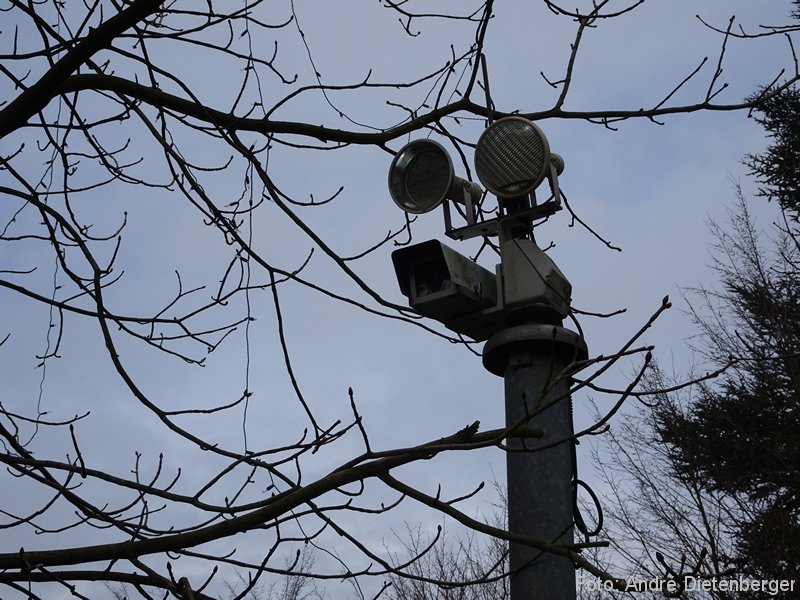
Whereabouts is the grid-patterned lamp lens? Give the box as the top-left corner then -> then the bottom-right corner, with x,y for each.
474,117 -> 551,198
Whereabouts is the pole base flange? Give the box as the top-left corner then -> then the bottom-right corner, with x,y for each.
482,323 -> 587,377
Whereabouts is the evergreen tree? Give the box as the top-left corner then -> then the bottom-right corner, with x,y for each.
746,86 -> 800,219
653,5 -> 800,584
746,0 -> 800,220
655,192 -> 800,587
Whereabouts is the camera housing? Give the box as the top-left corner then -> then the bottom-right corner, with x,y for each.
392,240 -> 505,340
500,239 -> 571,322
392,239 -> 572,340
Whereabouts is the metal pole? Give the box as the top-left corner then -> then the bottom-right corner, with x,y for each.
483,324 -> 586,600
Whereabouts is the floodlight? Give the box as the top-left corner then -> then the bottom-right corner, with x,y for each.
388,139 -> 454,213
474,117 -> 552,198
389,139 -> 479,214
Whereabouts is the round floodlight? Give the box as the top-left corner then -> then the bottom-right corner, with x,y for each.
474,117 -> 551,198
388,139 -> 454,214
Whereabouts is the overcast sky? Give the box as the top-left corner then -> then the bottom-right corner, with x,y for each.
1,1 -> 796,598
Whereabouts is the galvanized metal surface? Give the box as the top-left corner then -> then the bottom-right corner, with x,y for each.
483,324 -> 587,600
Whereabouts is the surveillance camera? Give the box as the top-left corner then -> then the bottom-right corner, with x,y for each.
392,240 -> 506,340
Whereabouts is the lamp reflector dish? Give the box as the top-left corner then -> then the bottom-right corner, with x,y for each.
388,139 -> 454,214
